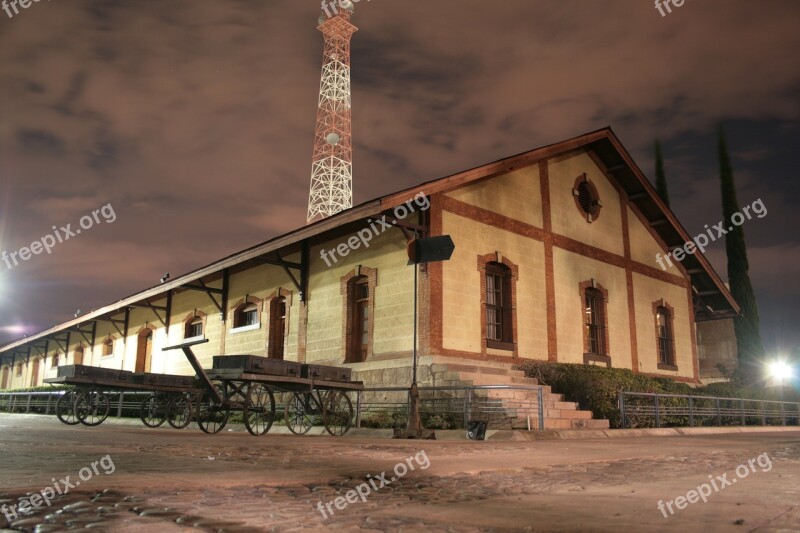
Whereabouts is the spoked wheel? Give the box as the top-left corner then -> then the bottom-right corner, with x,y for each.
167,393 -> 194,429
322,390 -> 353,436
243,383 -> 276,436
196,385 -> 230,434
285,392 -> 315,435
140,394 -> 168,428
55,390 -> 81,425
76,389 -> 110,426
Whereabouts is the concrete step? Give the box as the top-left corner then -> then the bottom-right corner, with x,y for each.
544,418 -> 610,430
545,409 -> 592,419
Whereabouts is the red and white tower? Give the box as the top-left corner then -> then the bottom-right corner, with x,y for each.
307,1 -> 358,223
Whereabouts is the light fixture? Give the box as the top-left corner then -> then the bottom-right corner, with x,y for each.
160,273 -> 170,284
768,360 -> 793,384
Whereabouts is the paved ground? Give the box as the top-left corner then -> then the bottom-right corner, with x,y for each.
0,414 -> 798,532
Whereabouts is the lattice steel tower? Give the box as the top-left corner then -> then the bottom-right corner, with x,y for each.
306,1 -> 358,223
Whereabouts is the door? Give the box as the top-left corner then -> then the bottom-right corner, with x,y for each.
136,330 -> 153,373
269,297 -> 286,360
30,358 -> 40,387
74,348 -> 84,365
1,367 -> 8,390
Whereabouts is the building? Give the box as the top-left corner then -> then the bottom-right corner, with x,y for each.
0,128 -> 739,404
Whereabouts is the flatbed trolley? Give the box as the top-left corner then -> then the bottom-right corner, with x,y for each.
162,339 -> 364,436
43,375 -> 202,429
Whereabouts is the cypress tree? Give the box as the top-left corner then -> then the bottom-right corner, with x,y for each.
654,140 -> 670,206
718,126 -> 764,380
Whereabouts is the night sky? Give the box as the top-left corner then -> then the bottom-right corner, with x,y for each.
0,1 -> 797,357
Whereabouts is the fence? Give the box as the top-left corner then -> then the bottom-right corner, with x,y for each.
0,390 -> 153,418
1,385 -> 546,431
619,391 -> 800,429
353,385 -> 545,430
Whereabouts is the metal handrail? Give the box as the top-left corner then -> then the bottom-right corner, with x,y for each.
618,390 -> 800,428
354,384 -> 545,430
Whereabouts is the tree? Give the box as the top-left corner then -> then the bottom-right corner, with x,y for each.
718,126 -> 764,380
654,140 -> 670,206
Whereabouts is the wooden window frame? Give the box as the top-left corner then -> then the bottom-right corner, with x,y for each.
478,253 -> 519,354
341,267 -> 377,364
579,280 -> 611,366
102,337 -> 115,357
653,300 -> 677,370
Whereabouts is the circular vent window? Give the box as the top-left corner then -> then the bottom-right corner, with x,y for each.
573,174 -> 602,222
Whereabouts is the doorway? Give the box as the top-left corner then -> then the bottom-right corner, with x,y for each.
135,329 -> 153,373
30,358 -> 40,387
74,348 -> 84,366
1,367 -> 8,389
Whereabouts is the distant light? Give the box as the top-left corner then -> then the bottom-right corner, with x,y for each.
768,361 -> 794,383
0,325 -> 27,335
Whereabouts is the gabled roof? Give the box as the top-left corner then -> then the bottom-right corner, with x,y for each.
0,127 -> 738,361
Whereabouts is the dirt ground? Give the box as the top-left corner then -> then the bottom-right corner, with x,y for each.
0,414 -> 798,532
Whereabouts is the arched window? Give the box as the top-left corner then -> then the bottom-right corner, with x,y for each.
580,280 -> 610,366
185,316 -> 204,339
584,288 -> 606,356
52,353 -> 60,368
348,276 -> 369,363
234,303 -> 259,329
102,338 -> 114,357
485,262 -> 513,347
74,347 -> 84,366
15,363 -> 23,376
655,303 -> 676,368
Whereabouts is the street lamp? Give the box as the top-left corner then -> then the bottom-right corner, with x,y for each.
768,360 -> 794,426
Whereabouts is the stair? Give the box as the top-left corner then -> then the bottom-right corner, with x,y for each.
428,357 -> 609,430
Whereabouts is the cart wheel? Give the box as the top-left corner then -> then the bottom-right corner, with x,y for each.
323,391 -> 353,436
167,393 -> 194,429
76,389 -> 110,426
196,386 -> 230,434
140,394 -> 167,428
55,390 -> 81,425
285,392 -> 315,435
243,383 -> 276,436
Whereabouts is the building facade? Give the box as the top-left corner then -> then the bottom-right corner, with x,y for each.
0,129 -> 739,391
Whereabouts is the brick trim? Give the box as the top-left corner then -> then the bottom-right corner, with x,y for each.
440,195 -> 688,288
620,194 -> 640,374
340,266 -> 378,363
687,285 -> 700,382
540,162 -> 558,362
477,252 -> 519,357
182,310 -> 207,339
229,295 -> 264,329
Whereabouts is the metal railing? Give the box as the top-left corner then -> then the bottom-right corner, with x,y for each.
353,385 -> 545,430
0,390 -> 154,418
619,391 -> 800,429
1,385 -> 546,430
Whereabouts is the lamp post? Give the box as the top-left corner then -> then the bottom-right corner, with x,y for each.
393,235 -> 455,440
